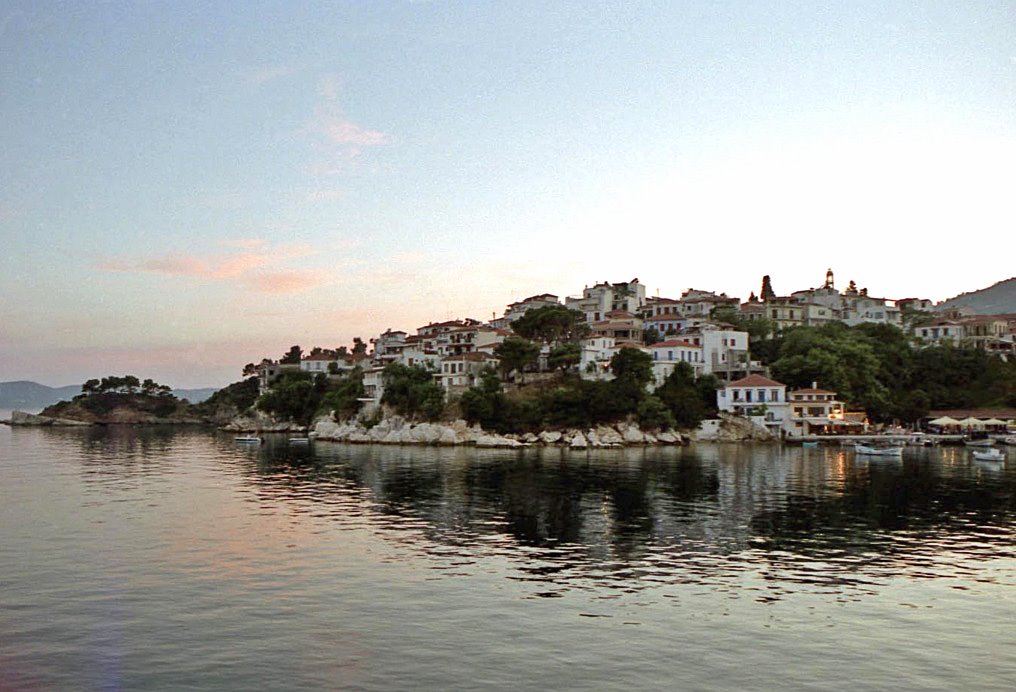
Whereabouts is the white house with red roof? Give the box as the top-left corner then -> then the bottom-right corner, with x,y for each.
784,383 -> 852,436
649,339 -> 704,384
717,374 -> 790,430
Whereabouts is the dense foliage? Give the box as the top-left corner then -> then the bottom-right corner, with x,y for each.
194,377 -> 260,419
256,369 -> 366,425
458,353 -> 718,434
511,305 -> 591,344
45,374 -> 182,417
380,363 -> 445,421
493,336 -> 541,381
761,322 -> 1016,422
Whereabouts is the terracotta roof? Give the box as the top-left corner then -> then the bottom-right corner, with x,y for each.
651,340 -> 700,349
442,352 -> 497,362
614,341 -> 647,349
791,388 -> 837,395
727,374 -> 786,388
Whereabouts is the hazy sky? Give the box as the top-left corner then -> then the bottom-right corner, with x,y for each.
2,1 -> 1014,387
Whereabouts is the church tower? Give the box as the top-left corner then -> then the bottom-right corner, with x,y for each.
823,268 -> 835,290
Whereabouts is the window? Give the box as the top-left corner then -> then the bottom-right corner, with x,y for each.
770,389 -> 779,402
758,389 -> 766,402
745,390 -> 753,402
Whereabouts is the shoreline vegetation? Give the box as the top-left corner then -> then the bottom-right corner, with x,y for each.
5,319 -> 1016,445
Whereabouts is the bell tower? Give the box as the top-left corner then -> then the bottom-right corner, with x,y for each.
824,268 -> 834,290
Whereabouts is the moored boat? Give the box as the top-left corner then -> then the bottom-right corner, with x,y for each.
234,435 -> 263,444
964,438 -> 995,448
972,448 -> 1005,462
854,443 -> 904,457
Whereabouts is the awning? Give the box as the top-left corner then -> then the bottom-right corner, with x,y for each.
928,416 -> 961,426
957,417 -> 984,428
982,418 -> 1006,426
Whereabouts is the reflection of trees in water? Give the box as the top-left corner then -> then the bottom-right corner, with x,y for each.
238,442 -> 1016,597
73,425 -> 190,486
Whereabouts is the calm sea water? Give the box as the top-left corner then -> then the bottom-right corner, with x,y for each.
2,425 -> 1014,691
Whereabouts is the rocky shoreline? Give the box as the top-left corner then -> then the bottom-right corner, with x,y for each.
6,408 -> 776,445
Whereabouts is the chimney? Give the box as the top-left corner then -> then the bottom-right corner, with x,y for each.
812,381 -> 818,389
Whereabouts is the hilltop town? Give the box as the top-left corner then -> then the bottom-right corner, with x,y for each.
244,269 -> 1016,441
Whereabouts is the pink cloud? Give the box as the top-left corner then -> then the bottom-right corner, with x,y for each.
97,243 -> 319,293
243,270 -> 327,294
308,75 -> 391,173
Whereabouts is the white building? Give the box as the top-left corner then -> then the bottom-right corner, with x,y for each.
716,374 -> 790,432
565,279 -> 646,324
493,293 -> 561,329
649,339 -> 704,385
913,320 -> 964,346
437,352 -> 499,391
783,384 -> 851,437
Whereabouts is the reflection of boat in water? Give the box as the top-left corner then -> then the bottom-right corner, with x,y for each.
964,438 -> 995,448
854,444 -> 904,457
288,437 -> 311,445
801,441 -> 819,448
234,435 -> 263,444
972,448 -> 1005,462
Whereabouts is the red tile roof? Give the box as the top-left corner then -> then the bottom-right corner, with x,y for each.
727,374 -> 786,388
651,340 -> 700,348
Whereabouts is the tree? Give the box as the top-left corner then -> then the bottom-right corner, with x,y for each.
654,362 -> 714,429
242,362 -> 258,378
511,305 -> 590,345
548,343 -> 581,373
352,337 -> 367,356
81,379 -> 100,395
494,336 -> 541,382
381,363 -> 445,420
637,395 -> 676,431
280,345 -> 303,364
609,348 -> 653,389
643,327 -> 662,346
256,371 -> 319,425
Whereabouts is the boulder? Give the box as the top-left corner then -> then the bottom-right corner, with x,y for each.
539,431 -> 563,444
595,425 -> 624,446
622,426 -> 645,445
438,427 -> 459,445
656,431 -> 679,445
475,435 -> 522,448
569,433 -> 588,448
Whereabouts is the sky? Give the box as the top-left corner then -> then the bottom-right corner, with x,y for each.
1,1 -> 1014,388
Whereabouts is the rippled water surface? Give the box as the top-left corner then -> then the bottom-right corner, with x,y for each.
3,426 -> 1015,690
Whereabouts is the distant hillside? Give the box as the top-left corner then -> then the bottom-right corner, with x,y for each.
0,381 -> 218,409
0,381 -> 81,409
938,277 -> 1016,315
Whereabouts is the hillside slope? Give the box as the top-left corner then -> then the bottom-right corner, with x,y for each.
938,277 -> 1016,315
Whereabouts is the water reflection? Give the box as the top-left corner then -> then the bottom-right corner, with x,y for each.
229,439 -> 1016,599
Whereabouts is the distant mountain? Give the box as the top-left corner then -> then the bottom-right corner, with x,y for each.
0,381 -> 219,409
938,278 -> 1016,315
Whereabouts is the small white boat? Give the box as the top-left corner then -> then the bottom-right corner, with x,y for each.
234,435 -> 263,444
1002,436 -> 1016,446
854,443 -> 904,457
972,448 -> 1005,462
964,438 -> 995,447
288,437 -> 311,445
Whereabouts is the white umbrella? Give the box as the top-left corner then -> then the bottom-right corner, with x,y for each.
928,416 -> 960,426
958,417 -> 984,428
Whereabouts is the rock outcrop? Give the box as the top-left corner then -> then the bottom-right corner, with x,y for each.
7,410 -> 92,426
304,414 -> 692,448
